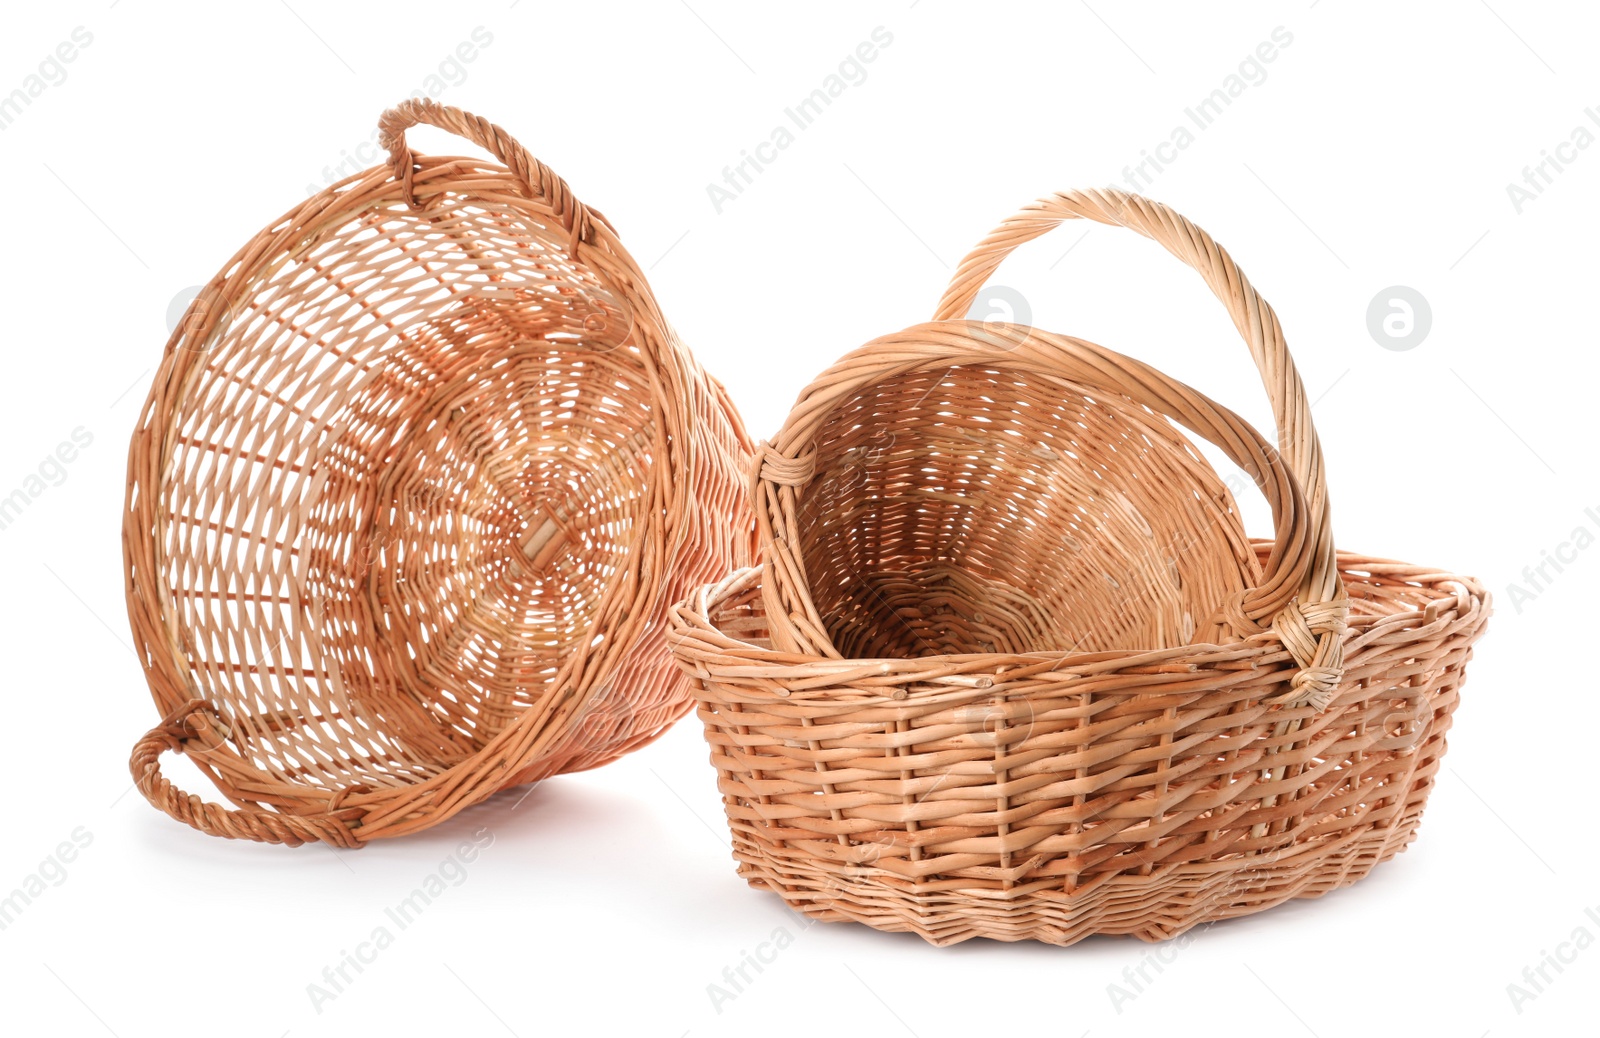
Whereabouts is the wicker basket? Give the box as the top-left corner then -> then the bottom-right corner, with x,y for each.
669,189 -> 1490,945
756,331 -> 1272,661
125,100 -> 752,847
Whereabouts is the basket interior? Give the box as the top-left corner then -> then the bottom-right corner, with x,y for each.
154,189 -> 656,786
714,549 -> 1469,652
791,364 -> 1261,657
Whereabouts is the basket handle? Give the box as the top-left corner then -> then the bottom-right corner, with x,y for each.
129,699 -> 363,848
932,188 -> 1339,617
377,98 -> 608,249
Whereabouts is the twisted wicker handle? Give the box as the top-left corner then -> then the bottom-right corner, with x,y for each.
378,98 -> 609,248
129,700 -> 363,848
934,188 -> 1338,611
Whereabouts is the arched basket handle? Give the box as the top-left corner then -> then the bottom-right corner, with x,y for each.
934,188 -> 1338,614
129,700 -> 364,848
378,98 -> 612,249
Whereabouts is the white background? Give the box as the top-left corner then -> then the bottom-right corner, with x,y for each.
0,2 -> 1595,1035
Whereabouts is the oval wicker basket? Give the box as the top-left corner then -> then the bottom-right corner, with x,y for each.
125,100 -> 753,847
670,189 -> 1490,945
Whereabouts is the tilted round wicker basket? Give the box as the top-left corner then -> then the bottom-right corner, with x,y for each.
124,100 -> 752,847
670,189 -> 1490,945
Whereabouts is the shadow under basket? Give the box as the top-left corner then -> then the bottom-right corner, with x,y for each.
670,545 -> 1488,946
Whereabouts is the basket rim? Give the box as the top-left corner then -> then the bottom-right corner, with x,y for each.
670,546 -> 1489,706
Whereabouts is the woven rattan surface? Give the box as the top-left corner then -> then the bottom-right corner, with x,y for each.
125,100 -> 752,846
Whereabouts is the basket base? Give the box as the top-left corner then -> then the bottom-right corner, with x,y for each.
735,808 -> 1426,947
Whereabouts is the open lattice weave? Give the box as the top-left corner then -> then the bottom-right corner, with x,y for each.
124,100 -> 752,847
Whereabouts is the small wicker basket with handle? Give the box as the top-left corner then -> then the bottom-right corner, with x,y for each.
125,100 -> 752,847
